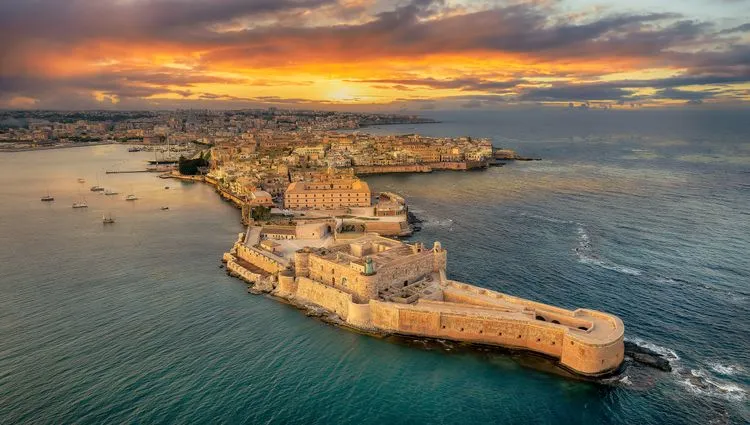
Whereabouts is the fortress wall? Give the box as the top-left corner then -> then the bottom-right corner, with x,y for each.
294,250 -> 310,277
307,256 -> 377,302
398,309 -> 441,334
236,244 -> 286,274
443,286 -> 512,308
296,222 -> 329,239
443,284 -> 593,329
370,300 -> 400,330
426,161 -> 468,170
374,251 -> 437,291
560,334 -> 624,376
433,250 -> 447,274
295,277 -> 352,319
346,302 -> 373,329
276,274 -> 297,297
354,165 -> 432,175
524,324 -> 565,357
363,221 -> 406,236
226,259 -> 264,284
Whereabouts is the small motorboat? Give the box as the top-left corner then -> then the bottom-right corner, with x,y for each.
72,202 -> 88,208
41,195 -> 54,202
164,186 -> 170,189
90,185 -> 104,192
161,206 -> 169,210
77,178 -> 86,183
102,213 -> 115,224
125,194 -> 138,201
104,190 -> 119,196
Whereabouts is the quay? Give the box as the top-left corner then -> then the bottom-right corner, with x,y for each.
106,170 -> 155,174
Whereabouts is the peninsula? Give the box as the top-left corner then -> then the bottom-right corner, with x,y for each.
223,229 -> 625,377
6,108 -> 622,377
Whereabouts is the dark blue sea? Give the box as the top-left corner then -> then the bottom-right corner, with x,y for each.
1,109 -> 748,424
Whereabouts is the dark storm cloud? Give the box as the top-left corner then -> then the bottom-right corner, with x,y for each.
0,70 -> 250,100
0,0 -> 748,107
0,0 -> 708,64
0,0 -> 335,43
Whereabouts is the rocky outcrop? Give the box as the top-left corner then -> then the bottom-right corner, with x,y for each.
624,341 -> 672,372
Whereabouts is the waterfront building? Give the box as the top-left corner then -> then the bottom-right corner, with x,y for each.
225,234 -> 625,377
284,174 -> 371,210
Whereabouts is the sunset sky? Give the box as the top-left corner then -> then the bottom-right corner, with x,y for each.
1,0 -> 749,110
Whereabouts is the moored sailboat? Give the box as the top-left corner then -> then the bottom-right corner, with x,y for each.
102,213 -> 115,224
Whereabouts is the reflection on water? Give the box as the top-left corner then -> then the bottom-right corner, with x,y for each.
1,113 -> 749,425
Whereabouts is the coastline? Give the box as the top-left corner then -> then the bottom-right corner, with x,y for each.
0,141 -> 118,153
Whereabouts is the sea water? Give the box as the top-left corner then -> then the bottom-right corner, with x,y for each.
1,109 -> 748,424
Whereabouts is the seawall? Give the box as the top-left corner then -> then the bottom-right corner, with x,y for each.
224,250 -> 624,377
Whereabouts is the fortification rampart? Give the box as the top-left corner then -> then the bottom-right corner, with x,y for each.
354,164 -> 432,175
367,294 -> 622,376
227,233 -> 624,377
295,276 -> 353,319
235,244 -> 288,274
362,220 -> 409,237
226,259 -> 265,284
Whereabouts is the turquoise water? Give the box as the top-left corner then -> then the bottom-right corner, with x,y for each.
1,110 -> 749,424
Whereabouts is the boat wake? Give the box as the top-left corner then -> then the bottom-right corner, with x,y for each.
574,225 -> 643,276
518,212 -> 574,225
653,275 -> 749,304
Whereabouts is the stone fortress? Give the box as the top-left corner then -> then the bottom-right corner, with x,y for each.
224,230 -> 625,377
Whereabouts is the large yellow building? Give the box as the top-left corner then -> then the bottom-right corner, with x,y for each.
284,177 -> 371,210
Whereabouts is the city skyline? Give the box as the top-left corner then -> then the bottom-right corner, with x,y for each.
1,0 -> 749,110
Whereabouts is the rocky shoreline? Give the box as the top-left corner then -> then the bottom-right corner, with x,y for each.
224,256 -> 674,386
624,340 -> 672,372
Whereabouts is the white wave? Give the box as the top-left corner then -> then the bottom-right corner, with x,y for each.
421,218 -> 454,228
519,212 -> 573,225
680,368 -> 747,402
626,336 -> 680,361
709,362 -> 745,376
578,257 -> 643,276
574,225 -> 643,276
654,277 -> 678,285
